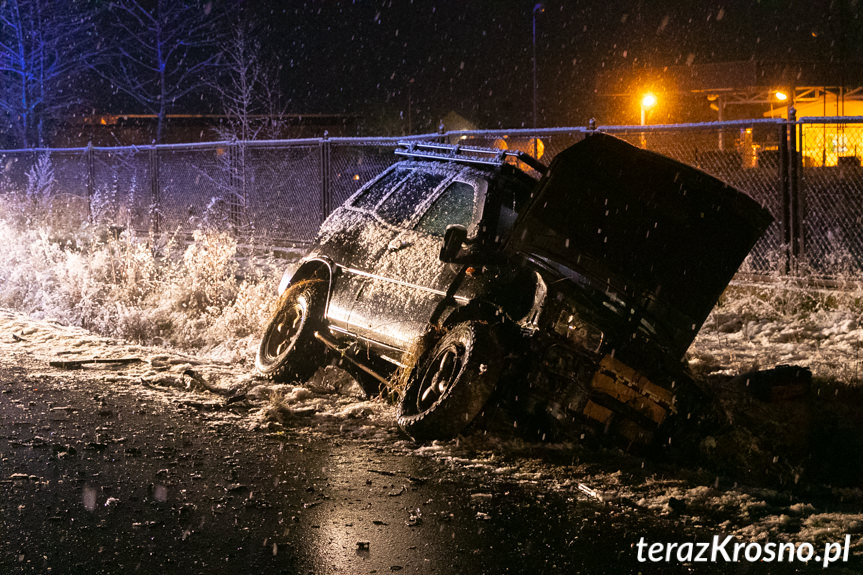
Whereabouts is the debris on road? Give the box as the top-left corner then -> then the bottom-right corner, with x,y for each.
49,357 -> 143,369
406,508 -> 422,526
576,483 -> 600,501
183,368 -> 237,396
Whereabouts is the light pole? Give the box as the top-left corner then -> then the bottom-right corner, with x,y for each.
532,3 -> 544,158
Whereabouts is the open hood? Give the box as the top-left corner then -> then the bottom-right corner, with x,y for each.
508,132 -> 773,357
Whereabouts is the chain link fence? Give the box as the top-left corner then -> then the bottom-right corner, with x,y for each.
1,119 -> 862,278
796,118 -> 863,277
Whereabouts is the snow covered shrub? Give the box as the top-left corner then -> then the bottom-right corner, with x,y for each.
0,153 -> 89,234
0,154 -> 53,227
25,153 -> 55,206
693,279 -> 863,382
173,229 -> 239,314
205,278 -> 275,340
0,208 -> 283,359
90,183 -> 119,228
0,222 -> 155,332
90,167 -> 140,231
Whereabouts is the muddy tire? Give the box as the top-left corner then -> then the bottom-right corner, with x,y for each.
397,322 -> 503,441
255,280 -> 326,382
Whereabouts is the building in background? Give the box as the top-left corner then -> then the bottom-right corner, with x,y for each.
596,60 -> 863,167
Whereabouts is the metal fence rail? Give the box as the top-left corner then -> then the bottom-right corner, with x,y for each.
1,118 -> 862,278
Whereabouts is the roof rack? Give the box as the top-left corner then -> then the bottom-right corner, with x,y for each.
395,141 -> 547,175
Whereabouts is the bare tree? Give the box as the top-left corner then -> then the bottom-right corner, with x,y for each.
202,16 -> 286,232
0,0 -> 96,147
215,26 -> 262,144
212,18 -> 285,143
256,61 -> 289,141
95,0 -> 223,144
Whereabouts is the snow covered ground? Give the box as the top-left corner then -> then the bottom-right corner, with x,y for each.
2,297 -> 862,559
690,281 -> 863,384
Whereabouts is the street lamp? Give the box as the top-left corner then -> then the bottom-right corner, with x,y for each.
639,92 -> 657,148
532,3 -> 544,158
640,92 -> 657,125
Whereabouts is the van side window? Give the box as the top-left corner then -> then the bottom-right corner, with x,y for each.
414,181 -> 476,237
376,171 -> 447,226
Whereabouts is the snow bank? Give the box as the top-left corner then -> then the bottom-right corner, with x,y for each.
0,216 -> 282,362
690,282 -> 863,384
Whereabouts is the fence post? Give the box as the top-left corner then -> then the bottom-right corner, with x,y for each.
779,121 -> 790,274
319,131 -> 330,225
788,108 -> 803,273
229,141 -> 241,233
149,147 -> 160,237
86,142 -> 94,222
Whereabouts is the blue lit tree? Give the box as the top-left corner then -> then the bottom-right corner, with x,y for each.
94,0 -> 224,144
0,0 -> 95,148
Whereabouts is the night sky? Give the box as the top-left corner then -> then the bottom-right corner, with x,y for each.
249,0 -> 863,132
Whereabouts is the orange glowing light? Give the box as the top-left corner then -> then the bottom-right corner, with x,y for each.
641,92 -> 657,109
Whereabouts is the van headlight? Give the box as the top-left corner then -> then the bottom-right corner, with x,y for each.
552,307 -> 604,354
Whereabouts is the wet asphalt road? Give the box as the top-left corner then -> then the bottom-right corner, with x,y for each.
0,366 -> 809,575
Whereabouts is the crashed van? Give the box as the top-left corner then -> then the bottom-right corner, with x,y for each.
256,132 -> 773,444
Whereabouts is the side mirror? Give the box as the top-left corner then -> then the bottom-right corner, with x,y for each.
440,224 -> 468,262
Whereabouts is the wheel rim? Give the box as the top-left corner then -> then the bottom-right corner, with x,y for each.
262,294 -> 309,363
415,341 -> 466,413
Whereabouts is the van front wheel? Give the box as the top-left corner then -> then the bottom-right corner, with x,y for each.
397,322 -> 503,441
